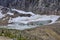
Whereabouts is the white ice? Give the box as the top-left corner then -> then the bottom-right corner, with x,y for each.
8,9 -> 60,25
12,9 -> 35,16
7,12 -> 14,15
8,14 -> 60,25
7,15 -> 60,30
0,8 -> 60,30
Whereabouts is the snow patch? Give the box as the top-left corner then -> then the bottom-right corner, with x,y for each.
12,9 -> 35,16
7,12 -> 14,15
0,11 -> 5,18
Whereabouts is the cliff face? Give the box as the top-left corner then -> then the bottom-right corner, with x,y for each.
0,0 -> 60,15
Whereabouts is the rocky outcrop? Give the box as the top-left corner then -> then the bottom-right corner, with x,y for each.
0,0 -> 60,15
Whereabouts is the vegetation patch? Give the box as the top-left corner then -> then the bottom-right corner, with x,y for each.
0,28 -> 27,40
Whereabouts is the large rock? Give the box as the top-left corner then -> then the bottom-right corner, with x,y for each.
1,7 -> 9,14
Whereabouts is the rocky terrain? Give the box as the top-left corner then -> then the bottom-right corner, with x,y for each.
0,0 -> 60,40
0,36 -> 13,40
0,7 -> 59,40
23,23 -> 60,40
0,0 -> 60,15
0,22 -> 60,40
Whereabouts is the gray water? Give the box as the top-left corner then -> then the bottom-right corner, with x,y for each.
0,20 -> 51,30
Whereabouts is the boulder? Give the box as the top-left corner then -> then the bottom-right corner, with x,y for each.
1,7 -> 9,14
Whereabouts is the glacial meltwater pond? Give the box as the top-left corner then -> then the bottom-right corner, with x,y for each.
0,9 -> 60,30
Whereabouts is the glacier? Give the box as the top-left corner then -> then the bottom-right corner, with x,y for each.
0,8 -> 60,30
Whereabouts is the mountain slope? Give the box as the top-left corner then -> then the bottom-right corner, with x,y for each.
0,0 -> 60,15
